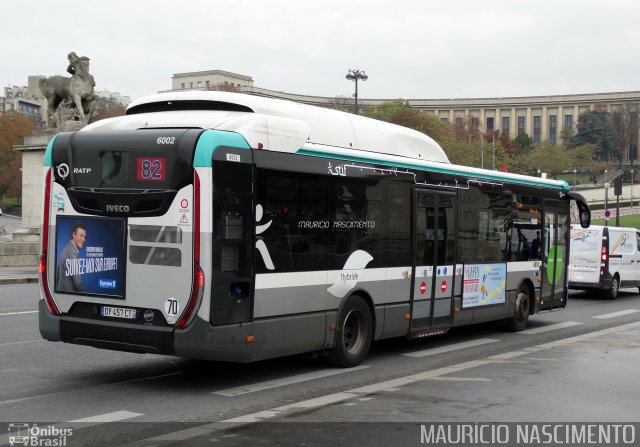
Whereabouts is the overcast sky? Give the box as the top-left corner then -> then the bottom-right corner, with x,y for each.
4,0 -> 640,102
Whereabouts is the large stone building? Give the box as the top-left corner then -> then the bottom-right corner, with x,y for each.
171,70 -> 254,91
2,77 -> 47,128
168,70 -> 640,162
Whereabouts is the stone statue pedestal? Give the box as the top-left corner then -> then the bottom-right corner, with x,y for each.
58,120 -> 86,132
13,129 -> 57,231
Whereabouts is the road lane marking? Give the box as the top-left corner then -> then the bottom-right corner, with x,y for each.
69,410 -> 144,423
593,309 -> 640,319
402,338 -> 499,358
221,321 -> 640,424
114,371 -> 186,385
0,310 -> 37,316
0,339 -> 44,347
0,372 -> 184,406
213,365 -> 369,396
0,390 -> 67,406
127,321 -> 640,444
429,377 -> 492,382
518,321 -> 582,334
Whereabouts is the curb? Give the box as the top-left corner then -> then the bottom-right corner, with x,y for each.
0,277 -> 39,285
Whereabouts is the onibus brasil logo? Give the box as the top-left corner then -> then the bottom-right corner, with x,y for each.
8,423 -> 72,446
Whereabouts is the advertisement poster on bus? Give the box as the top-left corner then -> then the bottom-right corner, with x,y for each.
462,263 -> 507,308
54,216 -> 126,298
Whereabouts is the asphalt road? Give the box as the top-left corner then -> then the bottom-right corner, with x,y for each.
1,284 -> 639,446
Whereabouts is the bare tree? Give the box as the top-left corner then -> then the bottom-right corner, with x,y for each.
207,83 -> 241,93
612,102 -> 639,168
322,95 -> 355,113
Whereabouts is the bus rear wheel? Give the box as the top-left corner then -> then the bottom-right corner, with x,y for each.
506,285 -> 531,332
328,295 -> 372,367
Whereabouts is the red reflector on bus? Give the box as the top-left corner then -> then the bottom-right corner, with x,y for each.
197,269 -> 205,287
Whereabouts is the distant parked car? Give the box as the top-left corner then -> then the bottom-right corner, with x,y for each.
0,206 -> 3,216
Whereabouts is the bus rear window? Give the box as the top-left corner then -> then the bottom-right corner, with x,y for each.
52,130 -> 201,192
100,151 -> 130,187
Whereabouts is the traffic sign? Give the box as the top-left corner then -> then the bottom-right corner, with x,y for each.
604,209 -> 611,219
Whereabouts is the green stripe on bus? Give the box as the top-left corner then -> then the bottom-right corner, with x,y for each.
43,134 -> 59,167
193,130 -> 250,167
297,149 -> 570,191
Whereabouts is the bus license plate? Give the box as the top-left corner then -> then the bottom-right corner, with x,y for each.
101,306 -> 136,319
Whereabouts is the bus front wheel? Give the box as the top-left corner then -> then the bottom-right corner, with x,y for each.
328,295 -> 372,367
506,285 -> 531,332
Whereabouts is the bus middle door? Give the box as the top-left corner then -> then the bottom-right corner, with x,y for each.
540,202 -> 569,310
410,189 -> 457,336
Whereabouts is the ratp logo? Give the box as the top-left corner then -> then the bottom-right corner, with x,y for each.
8,423 -> 72,446
56,163 -> 69,180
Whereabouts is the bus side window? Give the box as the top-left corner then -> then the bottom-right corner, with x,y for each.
637,233 -> 640,252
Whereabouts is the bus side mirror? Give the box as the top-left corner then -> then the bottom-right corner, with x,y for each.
580,210 -> 590,228
567,192 -> 591,229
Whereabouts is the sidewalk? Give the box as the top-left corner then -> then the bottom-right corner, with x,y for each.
0,265 -> 39,285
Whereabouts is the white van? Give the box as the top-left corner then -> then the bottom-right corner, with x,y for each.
569,225 -> 640,299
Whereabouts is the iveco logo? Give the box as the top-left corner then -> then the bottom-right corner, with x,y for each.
105,204 -> 130,213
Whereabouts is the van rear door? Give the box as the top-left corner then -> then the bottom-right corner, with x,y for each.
569,226 -> 601,285
608,228 -> 637,287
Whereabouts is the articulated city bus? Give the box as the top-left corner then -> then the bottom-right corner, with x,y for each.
38,91 -> 591,367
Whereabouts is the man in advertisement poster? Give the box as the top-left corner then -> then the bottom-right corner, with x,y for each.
56,223 -> 87,292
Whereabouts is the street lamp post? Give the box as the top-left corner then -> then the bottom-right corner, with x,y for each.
605,182 -> 610,225
573,168 -> 577,191
632,169 -> 635,209
346,69 -> 368,115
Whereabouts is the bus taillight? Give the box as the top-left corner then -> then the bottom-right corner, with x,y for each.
40,169 -> 59,316
177,170 -> 202,329
177,263 -> 204,329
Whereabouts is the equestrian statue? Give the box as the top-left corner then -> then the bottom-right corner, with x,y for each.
39,52 -> 98,128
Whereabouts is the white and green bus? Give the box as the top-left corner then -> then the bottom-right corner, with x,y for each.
39,91 -> 590,367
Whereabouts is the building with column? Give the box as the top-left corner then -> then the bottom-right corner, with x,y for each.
167,71 -> 640,161
407,92 -> 640,148
171,70 -> 254,91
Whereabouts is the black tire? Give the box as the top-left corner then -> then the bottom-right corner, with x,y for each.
604,275 -> 619,300
506,285 -> 531,332
328,295 -> 373,367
